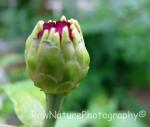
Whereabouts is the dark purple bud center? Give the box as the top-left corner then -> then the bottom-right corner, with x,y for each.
37,21 -> 72,41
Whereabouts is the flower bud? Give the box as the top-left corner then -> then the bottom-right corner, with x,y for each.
25,16 -> 90,94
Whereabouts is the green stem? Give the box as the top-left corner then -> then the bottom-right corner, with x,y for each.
43,93 -> 65,127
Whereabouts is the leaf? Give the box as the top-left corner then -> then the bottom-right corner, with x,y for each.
4,80 -> 45,127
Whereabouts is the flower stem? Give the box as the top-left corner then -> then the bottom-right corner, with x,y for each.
43,93 -> 65,127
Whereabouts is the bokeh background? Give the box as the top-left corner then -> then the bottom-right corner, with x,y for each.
0,0 -> 150,127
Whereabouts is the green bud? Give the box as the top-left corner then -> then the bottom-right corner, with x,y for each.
25,16 -> 90,94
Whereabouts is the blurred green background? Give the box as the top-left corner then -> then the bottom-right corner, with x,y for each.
0,0 -> 150,127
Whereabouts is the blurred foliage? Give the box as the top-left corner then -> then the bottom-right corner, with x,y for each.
0,0 -> 150,126
0,86 -> 14,124
3,80 -> 148,127
0,54 -> 28,82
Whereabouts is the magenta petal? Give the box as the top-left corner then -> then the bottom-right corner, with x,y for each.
56,21 -> 72,41
43,22 -> 56,30
37,30 -> 44,39
37,21 -> 73,41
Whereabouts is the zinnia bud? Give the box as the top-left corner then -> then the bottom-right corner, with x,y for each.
25,16 -> 90,94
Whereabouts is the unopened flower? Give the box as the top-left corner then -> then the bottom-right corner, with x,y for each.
25,16 -> 90,94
